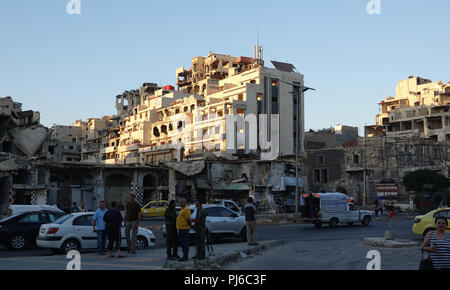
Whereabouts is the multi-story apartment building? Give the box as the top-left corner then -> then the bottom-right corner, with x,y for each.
367,76 -> 450,141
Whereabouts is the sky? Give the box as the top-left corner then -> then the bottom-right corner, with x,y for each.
1,0 -> 449,134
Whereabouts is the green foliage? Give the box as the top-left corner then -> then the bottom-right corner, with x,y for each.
403,170 -> 450,193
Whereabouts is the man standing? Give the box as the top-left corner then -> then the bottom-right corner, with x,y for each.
176,198 -> 191,262
164,200 -> 179,260
124,194 -> 141,254
71,202 -> 79,213
93,201 -> 107,255
192,201 -> 206,260
244,197 -> 258,246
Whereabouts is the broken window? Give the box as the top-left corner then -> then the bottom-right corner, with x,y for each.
321,169 -> 328,183
314,169 -> 321,184
161,125 -> 168,134
153,127 -> 160,137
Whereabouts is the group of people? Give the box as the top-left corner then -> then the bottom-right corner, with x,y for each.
63,202 -> 88,214
164,197 -> 259,262
91,194 -> 142,258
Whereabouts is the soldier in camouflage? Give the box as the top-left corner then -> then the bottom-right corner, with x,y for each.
164,200 -> 179,260
192,201 -> 207,260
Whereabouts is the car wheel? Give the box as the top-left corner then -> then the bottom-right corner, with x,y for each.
136,236 -> 148,251
362,216 -> 371,226
314,222 -> 322,228
9,233 -> 26,250
61,239 -> 80,254
329,218 -> 338,228
240,227 -> 247,242
423,228 -> 435,237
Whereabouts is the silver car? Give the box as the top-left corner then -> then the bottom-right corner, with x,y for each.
163,205 -> 247,242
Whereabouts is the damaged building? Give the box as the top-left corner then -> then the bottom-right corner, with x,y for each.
1,48 -> 307,214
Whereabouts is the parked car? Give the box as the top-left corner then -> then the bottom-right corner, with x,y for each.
8,205 -> 64,216
162,205 -> 247,242
302,193 -> 373,228
208,200 -> 242,214
36,212 -> 155,254
412,207 -> 450,236
141,200 -> 169,218
0,211 -> 66,250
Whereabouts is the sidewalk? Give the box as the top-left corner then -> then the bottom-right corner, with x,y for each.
0,240 -> 284,270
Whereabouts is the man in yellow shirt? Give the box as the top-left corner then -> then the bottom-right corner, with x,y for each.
176,198 -> 191,261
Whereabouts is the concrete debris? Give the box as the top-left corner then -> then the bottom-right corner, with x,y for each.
10,127 -> 48,156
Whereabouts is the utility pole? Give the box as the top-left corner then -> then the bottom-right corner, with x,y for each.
280,79 -> 314,219
294,84 -> 315,218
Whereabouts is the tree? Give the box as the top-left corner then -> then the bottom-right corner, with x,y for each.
403,170 -> 450,193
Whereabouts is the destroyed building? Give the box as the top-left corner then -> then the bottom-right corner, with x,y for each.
1,48 -> 307,214
0,97 -> 51,215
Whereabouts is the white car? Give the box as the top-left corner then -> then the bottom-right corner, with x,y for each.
163,205 -> 247,242
8,205 -> 64,216
36,212 -> 155,253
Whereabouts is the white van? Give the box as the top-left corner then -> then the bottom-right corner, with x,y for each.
302,193 -> 373,228
8,205 -> 64,216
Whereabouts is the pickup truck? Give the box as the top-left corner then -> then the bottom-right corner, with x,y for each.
302,193 -> 373,228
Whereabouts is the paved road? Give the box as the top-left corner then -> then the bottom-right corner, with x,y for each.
0,218 -> 421,261
223,220 -> 423,270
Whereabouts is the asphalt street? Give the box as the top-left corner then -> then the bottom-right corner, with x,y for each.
0,218 -> 422,264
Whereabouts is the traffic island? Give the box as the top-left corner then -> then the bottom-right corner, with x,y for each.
164,240 -> 285,270
363,237 -> 419,248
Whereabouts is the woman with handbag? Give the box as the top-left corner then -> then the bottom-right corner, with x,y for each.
422,216 -> 450,270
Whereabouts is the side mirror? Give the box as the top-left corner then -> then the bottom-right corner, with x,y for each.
232,213 -> 238,218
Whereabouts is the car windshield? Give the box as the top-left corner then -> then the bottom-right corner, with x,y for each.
53,214 -> 73,225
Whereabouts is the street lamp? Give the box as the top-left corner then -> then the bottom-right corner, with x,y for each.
283,80 -> 315,218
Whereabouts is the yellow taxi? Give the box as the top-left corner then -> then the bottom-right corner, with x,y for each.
412,207 -> 450,236
141,200 -> 169,218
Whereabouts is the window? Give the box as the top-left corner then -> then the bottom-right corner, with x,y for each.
314,169 -> 321,184
321,169 -> 328,183
20,214 -> 39,223
224,202 -> 240,213
73,215 -> 94,226
205,207 -> 220,217
353,155 -> 360,164
317,156 -> 324,164
434,210 -> 450,219
217,207 -> 234,217
49,213 -> 64,222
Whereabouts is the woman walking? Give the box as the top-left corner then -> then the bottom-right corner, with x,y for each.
422,216 -> 450,270
103,202 -> 124,258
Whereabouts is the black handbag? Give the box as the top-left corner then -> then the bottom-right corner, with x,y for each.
419,250 -> 434,270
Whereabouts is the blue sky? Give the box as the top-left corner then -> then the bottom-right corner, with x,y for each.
1,0 -> 449,133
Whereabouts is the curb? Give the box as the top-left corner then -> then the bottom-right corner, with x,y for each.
363,237 -> 420,248
164,240 -> 285,270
